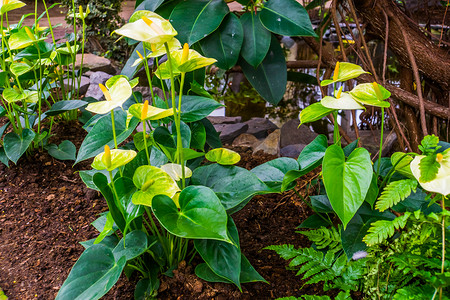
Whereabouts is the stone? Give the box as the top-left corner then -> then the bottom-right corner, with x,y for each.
85,71 -> 113,100
207,116 -> 242,125
280,144 -> 307,158
244,117 -> 278,139
280,119 -> 318,148
214,123 -> 248,144
253,129 -> 280,156
63,76 -> 90,96
232,133 -> 261,149
75,53 -> 116,74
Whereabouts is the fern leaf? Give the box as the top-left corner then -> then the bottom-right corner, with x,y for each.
375,179 -> 417,211
297,227 -> 342,252
393,285 -> 438,300
363,213 -> 411,246
335,291 -> 352,300
264,244 -> 299,260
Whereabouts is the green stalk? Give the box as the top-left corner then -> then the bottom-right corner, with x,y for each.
440,195 -> 446,300
142,120 -> 150,164
155,57 -> 169,108
142,46 -> 155,100
178,72 -> 186,188
110,109 -> 118,149
77,10 -> 87,100
108,170 -> 121,210
332,111 -> 340,145
376,107 -> 385,177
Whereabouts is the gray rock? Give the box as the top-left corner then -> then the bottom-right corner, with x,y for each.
63,76 -> 90,96
208,116 -> 242,125
244,117 -> 278,139
253,129 -> 280,156
85,71 -> 112,101
214,123 -> 248,144
280,119 -> 318,148
280,144 -> 307,158
232,133 -> 261,149
75,53 -> 116,74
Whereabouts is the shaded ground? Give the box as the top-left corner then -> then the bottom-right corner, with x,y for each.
0,120 -> 334,299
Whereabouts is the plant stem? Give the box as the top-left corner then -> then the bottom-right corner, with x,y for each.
178,72 -> 186,188
332,111 -> 340,145
110,109 -> 118,149
142,120 -> 150,164
142,46 -> 155,100
155,57 -> 169,108
377,107 -> 385,177
108,170 -> 120,210
440,194 -> 446,300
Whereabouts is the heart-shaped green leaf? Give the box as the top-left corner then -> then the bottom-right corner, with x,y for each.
114,177 -> 145,228
259,0 -> 316,37
1,0 -> 26,15
199,13 -> 243,70
251,157 -> 299,191
55,244 -> 126,300
341,215 -> 371,260
112,230 -> 148,261
206,148 -> 240,165
299,102 -> 335,126
169,0 -> 229,45
152,186 -> 231,242
190,121 -> 206,150
2,87 -> 28,103
194,217 -> 241,288
47,100 -> 88,116
132,165 -> 180,206
46,140 -> 76,160
179,95 -> 223,122
322,145 -> 373,228
240,35 -> 287,105
4,129 -> 35,164
10,61 -> 33,77
240,12 -> 271,68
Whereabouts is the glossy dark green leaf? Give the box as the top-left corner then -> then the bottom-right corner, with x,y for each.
76,110 -> 139,164
201,118 -> 222,148
259,0 -> 316,36
135,0 -> 165,11
134,277 -> 160,300
341,215 -> 371,260
194,217 -> 241,288
79,169 -> 114,191
364,174 -> 379,208
172,121 -> 191,148
240,35 -> 287,105
121,42 -> 146,79
0,146 -> 9,166
80,235 -> 119,250
251,157 -> 299,191
287,71 -> 318,85
112,230 -> 148,261
122,146 -> 168,179
0,105 -> 5,117
55,245 -> 126,300
195,253 -> 266,284
191,164 -> 272,212
114,177 -> 144,228
4,128 -> 35,164
343,139 -> 359,157
152,186 -> 231,242
178,95 -> 223,122
322,146 -> 373,229
153,126 -> 176,148
169,0 -> 229,45
154,0 -> 183,18
190,121 -> 206,150
310,195 -> 333,213
298,134 -> 328,171
46,140 -> 76,160
199,13 -> 243,70
240,12 -> 271,68
298,214 -> 326,229
93,173 -> 126,232
46,100 -> 88,116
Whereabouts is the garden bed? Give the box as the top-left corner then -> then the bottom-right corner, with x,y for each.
0,121 -> 329,299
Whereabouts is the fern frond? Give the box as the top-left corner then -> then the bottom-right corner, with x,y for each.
393,285 -> 438,300
375,179 -> 417,211
297,227 -> 342,253
363,213 -> 411,246
264,244 -> 300,260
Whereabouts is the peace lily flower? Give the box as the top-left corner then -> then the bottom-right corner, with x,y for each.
114,10 -> 177,45
320,86 -> 365,110
131,38 -> 181,67
0,0 -> 26,15
410,149 -> 450,196
92,145 -> 137,172
132,165 -> 180,206
321,62 -> 370,86
86,77 -> 132,114
349,82 -> 391,108
128,100 -> 173,121
155,43 -> 217,79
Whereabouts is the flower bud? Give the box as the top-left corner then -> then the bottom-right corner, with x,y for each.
102,145 -> 111,169
181,43 -> 189,64
99,84 -> 111,101
333,61 -> 340,81
24,27 -> 35,41
141,100 -> 149,120
136,50 -> 144,60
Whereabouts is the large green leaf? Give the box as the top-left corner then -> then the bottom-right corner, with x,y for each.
0,147 -> 9,167
4,129 -> 35,164
190,121 -> 206,150
251,157 -> 299,191
114,177 -> 145,227
79,169 -> 114,191
240,12 -> 271,68
322,145 -> 373,229
341,215 -> 372,260
46,140 -> 76,160
194,217 -> 241,288
191,164 -> 272,213
55,244 -> 126,300
178,95 -> 223,122
75,110 -> 139,164
299,102 -> 335,126
199,13 -> 243,70
239,35 -> 287,105
169,0 -> 229,45
112,230 -> 148,261
259,0 -> 316,37
152,186 -> 231,242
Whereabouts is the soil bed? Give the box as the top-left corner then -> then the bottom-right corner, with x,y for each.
0,121 -> 330,299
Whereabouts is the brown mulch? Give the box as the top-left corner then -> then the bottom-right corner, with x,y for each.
0,121 -> 332,299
